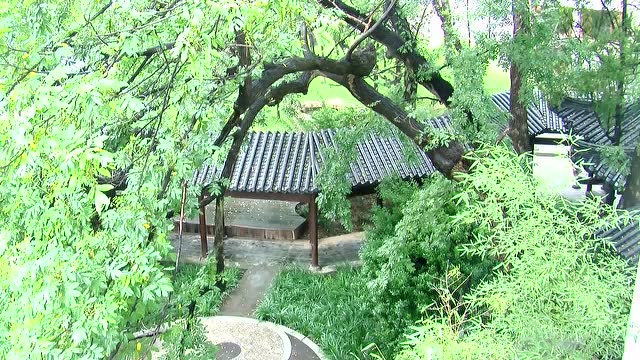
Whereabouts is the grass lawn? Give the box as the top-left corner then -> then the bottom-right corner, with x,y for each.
298,77 -> 363,106
255,267 -> 392,360
483,60 -> 510,95
251,106 -> 303,132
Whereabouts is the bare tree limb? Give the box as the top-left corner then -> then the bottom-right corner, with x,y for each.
346,0 -> 397,61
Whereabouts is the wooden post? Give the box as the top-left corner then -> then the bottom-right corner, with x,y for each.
214,196 -> 225,273
585,171 -> 593,196
603,182 -> 615,206
198,194 -> 208,258
309,194 -> 319,268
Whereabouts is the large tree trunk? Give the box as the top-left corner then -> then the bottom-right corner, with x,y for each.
509,62 -> 531,154
622,145 -> 640,209
508,2 -> 532,154
317,0 -> 455,104
314,0 -> 473,175
613,0 -> 629,145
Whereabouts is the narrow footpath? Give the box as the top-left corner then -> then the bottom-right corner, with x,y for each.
169,232 -> 363,359
215,265 -> 323,360
219,265 -> 279,317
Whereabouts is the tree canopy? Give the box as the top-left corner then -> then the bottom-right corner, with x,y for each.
1,0 -> 639,358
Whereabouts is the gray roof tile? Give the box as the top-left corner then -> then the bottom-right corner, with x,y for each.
596,210 -> 640,264
490,91 -> 565,135
193,129 -> 437,194
559,99 -> 640,188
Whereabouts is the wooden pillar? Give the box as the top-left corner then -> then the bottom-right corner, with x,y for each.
198,194 -> 208,258
309,194 -> 319,268
603,182 -> 615,206
214,196 -> 225,273
582,171 -> 594,199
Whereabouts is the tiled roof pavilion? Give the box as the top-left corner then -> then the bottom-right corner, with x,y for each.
193,126 -> 442,267
192,129 -> 437,195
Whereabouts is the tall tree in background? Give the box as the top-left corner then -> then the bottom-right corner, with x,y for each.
508,0 -> 532,154
557,0 -> 640,208
612,0 -> 640,209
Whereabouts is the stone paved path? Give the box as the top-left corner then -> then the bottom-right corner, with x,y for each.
219,265 -> 280,317
288,334 -> 321,360
169,233 -> 360,359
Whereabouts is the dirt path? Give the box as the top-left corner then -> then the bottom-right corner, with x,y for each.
219,265 -> 280,317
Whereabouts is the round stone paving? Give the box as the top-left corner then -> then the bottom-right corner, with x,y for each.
201,316 -> 288,360
149,316 -> 326,359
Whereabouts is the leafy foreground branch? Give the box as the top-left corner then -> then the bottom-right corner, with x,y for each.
114,262 -> 240,360
260,145 -> 636,360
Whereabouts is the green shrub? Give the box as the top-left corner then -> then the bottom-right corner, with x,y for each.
140,261 -> 241,328
398,145 -> 635,359
361,176 -> 493,348
113,261 -> 241,359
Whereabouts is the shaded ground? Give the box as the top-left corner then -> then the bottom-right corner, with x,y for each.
226,198 -> 306,231
288,334 -> 321,360
170,232 -> 363,268
178,195 -> 376,240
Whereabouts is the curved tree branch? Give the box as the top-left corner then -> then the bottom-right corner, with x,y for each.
321,72 -> 468,177
213,51 -> 377,149
318,0 -> 455,105
345,0 -> 397,61
200,72 -> 318,208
